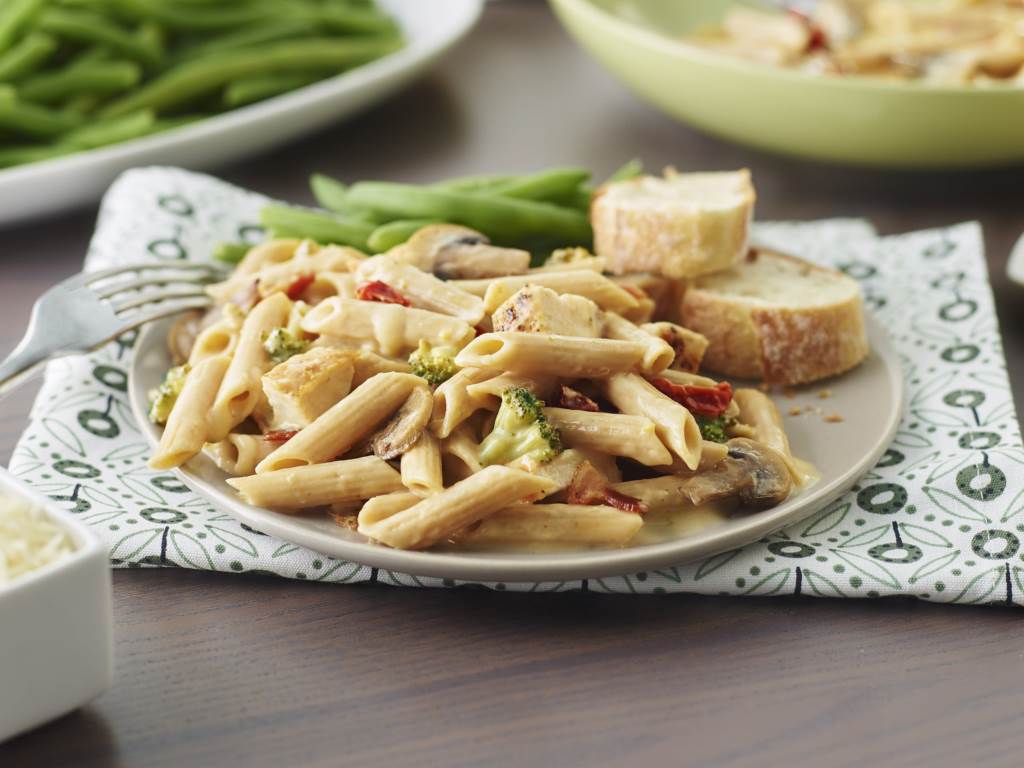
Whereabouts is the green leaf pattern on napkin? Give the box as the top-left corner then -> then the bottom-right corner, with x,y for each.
8,168 -> 1023,604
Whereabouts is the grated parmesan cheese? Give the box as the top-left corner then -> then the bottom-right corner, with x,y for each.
0,493 -> 75,586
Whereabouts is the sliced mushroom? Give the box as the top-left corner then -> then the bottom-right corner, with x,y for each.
391,224 -> 531,280
680,438 -> 792,509
369,386 -> 434,460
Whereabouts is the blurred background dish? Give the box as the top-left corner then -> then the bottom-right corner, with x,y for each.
0,0 -> 482,226
548,0 -> 1024,167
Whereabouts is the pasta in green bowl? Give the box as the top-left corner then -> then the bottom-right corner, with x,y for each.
548,0 -> 1024,167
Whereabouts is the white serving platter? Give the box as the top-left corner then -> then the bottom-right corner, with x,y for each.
0,0 -> 483,227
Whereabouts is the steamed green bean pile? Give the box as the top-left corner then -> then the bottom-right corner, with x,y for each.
0,0 -> 402,169
229,160 -> 644,259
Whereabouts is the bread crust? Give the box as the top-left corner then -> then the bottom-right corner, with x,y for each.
591,170 -> 755,279
679,251 -> 869,385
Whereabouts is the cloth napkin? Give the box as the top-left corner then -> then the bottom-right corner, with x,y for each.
8,167 -> 1023,605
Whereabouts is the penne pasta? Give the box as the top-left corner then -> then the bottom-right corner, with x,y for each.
542,407 -> 673,467
228,456 -> 404,509
602,312 -> 675,373
464,372 -> 557,401
355,254 -> 486,324
256,372 -> 427,473
233,239 -> 301,277
440,422 -> 484,482
455,332 -> 661,377
430,367 -> 495,438
207,291 -> 292,442
475,270 -> 641,314
640,322 -> 709,373
359,465 -> 556,549
459,503 -> 643,548
733,388 -> 805,481
203,433 -> 276,476
358,491 -> 421,527
187,306 -> 243,364
149,355 -> 230,469
401,431 -> 444,496
301,297 -> 474,357
604,373 -> 703,470
153,169 -> 823,556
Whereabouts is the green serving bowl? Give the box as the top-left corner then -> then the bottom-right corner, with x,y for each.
549,0 -> 1024,167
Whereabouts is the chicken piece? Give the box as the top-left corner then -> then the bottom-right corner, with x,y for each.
491,285 -> 602,338
260,347 -> 354,430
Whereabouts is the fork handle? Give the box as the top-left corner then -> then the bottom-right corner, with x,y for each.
0,344 -> 52,400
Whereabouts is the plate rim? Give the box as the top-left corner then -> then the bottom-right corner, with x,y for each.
128,312 -> 903,583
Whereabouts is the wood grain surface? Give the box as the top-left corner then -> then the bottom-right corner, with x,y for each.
2,2 -> 1023,766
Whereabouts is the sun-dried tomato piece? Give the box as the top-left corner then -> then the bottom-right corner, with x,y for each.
650,378 -> 733,418
566,461 -> 647,515
601,487 -> 648,515
787,9 -> 828,52
356,280 -> 411,307
263,429 -> 298,443
558,384 -> 600,412
285,273 -> 315,301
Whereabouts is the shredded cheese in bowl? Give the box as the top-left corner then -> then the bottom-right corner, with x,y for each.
0,493 -> 76,586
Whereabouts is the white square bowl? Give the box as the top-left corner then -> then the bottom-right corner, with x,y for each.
0,467 -> 113,744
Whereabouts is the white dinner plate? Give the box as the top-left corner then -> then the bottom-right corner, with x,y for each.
129,314 -> 903,582
0,0 -> 482,227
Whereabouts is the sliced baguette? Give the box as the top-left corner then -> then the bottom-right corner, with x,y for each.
679,248 -> 869,385
591,168 -> 755,279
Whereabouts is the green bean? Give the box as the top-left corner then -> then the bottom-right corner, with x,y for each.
0,34 -> 56,83
97,0 -> 279,31
260,205 -> 374,251
223,72 -> 322,108
345,182 -> 592,245
432,174 -> 517,192
483,167 -> 591,201
212,241 -> 251,264
0,0 -> 46,55
37,9 -> 163,67
606,157 -> 643,183
20,61 -> 142,104
305,5 -> 400,35
62,109 -> 155,148
367,219 -> 439,253
310,172 -> 350,212
175,20 -> 316,61
0,88 -> 83,137
102,37 -> 401,117
565,182 -> 598,211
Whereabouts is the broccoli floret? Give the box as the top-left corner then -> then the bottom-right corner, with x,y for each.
544,246 -> 593,267
696,415 -> 732,444
148,364 -> 190,425
409,340 -> 458,386
263,327 -> 310,364
479,386 -> 562,466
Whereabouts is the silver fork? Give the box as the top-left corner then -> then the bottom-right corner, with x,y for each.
0,261 -> 227,398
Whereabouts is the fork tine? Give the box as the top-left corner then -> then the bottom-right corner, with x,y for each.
112,290 -> 212,314
94,274 -> 215,300
110,299 -> 214,337
79,261 -> 228,287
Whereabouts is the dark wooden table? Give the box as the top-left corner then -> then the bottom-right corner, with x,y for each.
3,3 -> 1023,766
